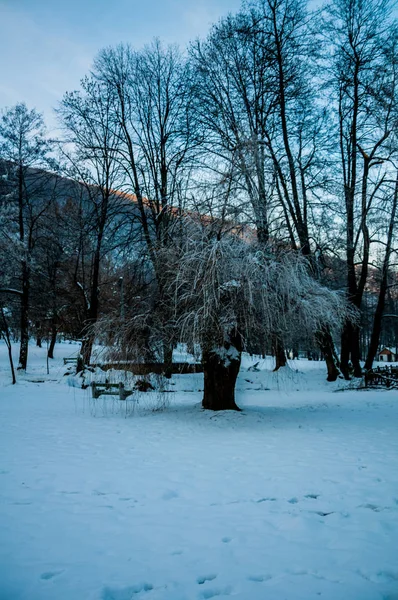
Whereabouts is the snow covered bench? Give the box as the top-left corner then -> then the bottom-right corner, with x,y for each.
63,357 -> 78,365
91,382 -> 133,401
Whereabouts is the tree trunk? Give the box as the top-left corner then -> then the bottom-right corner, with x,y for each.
364,174 -> 398,370
48,323 -> 57,359
163,341 -> 173,379
340,320 -> 362,379
18,261 -> 30,370
35,322 -> 42,347
7,340 -> 16,384
202,333 -> 242,411
81,336 -> 94,368
1,308 -> 16,384
365,294 -> 385,371
272,336 -> 287,371
315,327 -> 340,382
80,210 -> 107,367
350,325 -> 362,377
340,320 -> 352,379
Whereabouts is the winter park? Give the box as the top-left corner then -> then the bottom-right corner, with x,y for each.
1,0 -> 398,598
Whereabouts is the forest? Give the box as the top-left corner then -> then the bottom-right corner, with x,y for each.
1,0 -> 398,410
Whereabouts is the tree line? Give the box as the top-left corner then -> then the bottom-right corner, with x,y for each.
1,0 -> 398,408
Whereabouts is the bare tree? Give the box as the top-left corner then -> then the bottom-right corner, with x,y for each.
58,78 -> 129,366
325,0 -> 398,377
94,40 -> 197,372
0,306 -> 16,384
0,103 -> 56,370
365,173 -> 398,368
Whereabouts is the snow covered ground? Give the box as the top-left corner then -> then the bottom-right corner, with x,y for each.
0,341 -> 398,600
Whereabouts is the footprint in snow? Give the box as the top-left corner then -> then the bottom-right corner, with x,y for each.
40,571 -> 64,580
162,490 -> 178,500
288,497 -> 299,504
305,494 -> 319,500
221,537 -> 232,543
247,574 -> 272,582
197,574 -> 217,584
256,497 -> 277,503
102,583 -> 154,600
314,511 -> 334,517
360,503 -> 382,512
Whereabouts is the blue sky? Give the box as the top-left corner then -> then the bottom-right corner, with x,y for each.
0,0 -> 241,131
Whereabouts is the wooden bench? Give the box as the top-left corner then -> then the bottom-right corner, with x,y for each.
63,357 -> 78,365
91,382 -> 134,401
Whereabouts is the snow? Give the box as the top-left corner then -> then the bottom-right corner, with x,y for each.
212,344 -> 240,366
1,342 -> 398,600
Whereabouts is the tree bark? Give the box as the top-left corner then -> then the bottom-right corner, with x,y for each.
163,341 -> 173,379
18,261 -> 30,370
7,340 -> 16,384
365,292 -> 386,371
79,203 -> 107,367
1,308 -> 16,384
17,159 -> 29,371
340,320 -> 363,379
202,332 -> 242,411
364,174 -> 398,370
350,325 -> 362,377
315,326 -> 340,381
272,336 -> 287,371
48,323 -> 57,359
81,336 -> 94,368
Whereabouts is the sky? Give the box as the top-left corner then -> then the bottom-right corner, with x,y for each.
0,0 -> 241,132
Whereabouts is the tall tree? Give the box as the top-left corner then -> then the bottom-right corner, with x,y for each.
365,173 -> 398,368
94,40 -> 197,372
0,103 -> 56,370
58,78 -> 129,366
326,0 -> 398,377
191,0 -> 342,379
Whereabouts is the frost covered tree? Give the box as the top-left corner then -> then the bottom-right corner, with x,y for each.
171,222 -> 351,410
190,0 -> 344,380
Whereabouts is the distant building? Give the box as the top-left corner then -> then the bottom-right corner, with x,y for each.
378,347 -> 397,362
